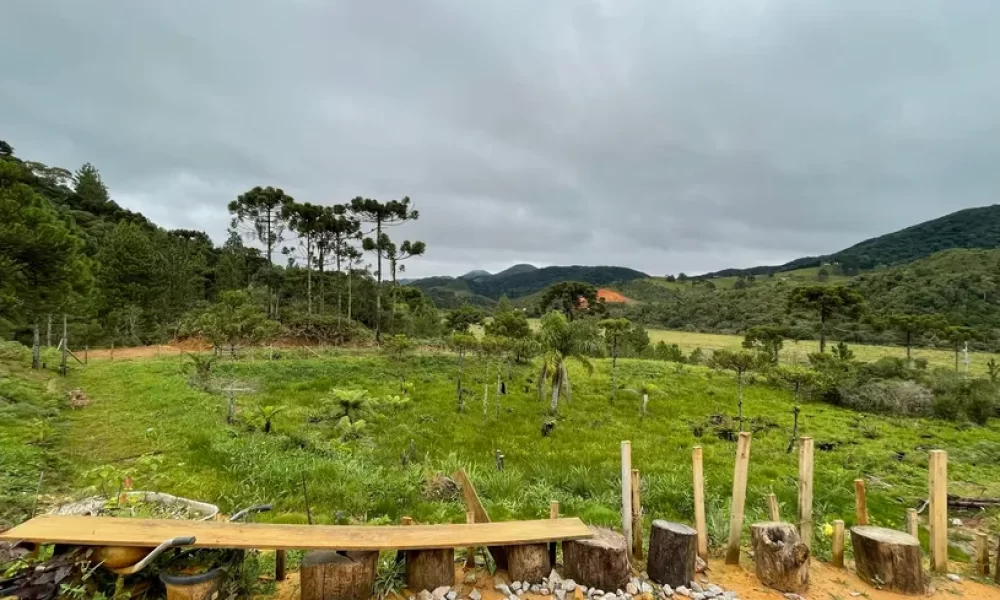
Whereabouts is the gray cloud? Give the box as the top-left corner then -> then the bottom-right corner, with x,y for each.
3,0 -> 999,278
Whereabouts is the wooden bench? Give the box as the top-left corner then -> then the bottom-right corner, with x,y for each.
0,514 -> 591,550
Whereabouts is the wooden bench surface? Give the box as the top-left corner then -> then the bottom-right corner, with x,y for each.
0,515 -> 592,551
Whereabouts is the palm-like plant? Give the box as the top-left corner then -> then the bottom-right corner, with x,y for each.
252,404 -> 286,434
625,382 -> 659,417
325,389 -> 371,422
538,312 -> 601,413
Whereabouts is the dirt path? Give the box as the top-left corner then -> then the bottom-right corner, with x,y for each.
266,559 -> 1000,600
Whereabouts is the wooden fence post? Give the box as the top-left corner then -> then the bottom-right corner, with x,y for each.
725,432 -> 752,565
275,550 -> 286,581
621,441 -> 633,559
929,450 -> 948,573
798,437 -> 814,550
466,510 -> 477,568
631,469 -> 642,559
977,532 -> 990,576
906,508 -> 918,538
767,493 -> 780,522
692,446 -> 708,559
832,520 -> 845,568
854,479 -> 868,526
549,500 -> 559,567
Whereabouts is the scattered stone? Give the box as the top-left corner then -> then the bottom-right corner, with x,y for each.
432,586 -> 451,600
513,582 -> 523,592
694,557 -> 707,574
626,583 -> 639,596
699,578 -> 709,584
464,572 -> 478,584
947,574 -> 961,583
691,594 -> 705,600
675,587 -> 690,598
661,585 -> 674,597
782,595 -> 804,600
531,584 -> 542,593
509,595 -> 520,600
722,593 -> 737,600
470,591 -> 482,600
446,592 -> 457,600
849,594 -> 862,598
640,582 -> 654,594
555,590 -> 567,600
496,584 -> 513,597
615,590 -> 624,597
602,593 -> 617,600
951,518 -> 963,527
550,570 -> 563,585
540,589 -> 551,596
418,590 -> 434,600
564,581 -> 577,592
689,582 -> 703,593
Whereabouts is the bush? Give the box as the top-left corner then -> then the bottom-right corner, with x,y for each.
838,380 -> 934,416
0,340 -> 30,363
653,342 -> 686,363
929,372 -> 997,424
858,357 -> 910,381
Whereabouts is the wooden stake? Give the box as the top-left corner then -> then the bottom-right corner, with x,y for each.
692,446 -> 708,559
59,314 -> 68,376
854,479 -> 868,526
84,345 -> 88,365
621,441 -> 633,559
906,508 -> 918,538
110,342 -> 114,361
465,510 -> 477,568
767,493 -> 780,522
401,516 -> 413,526
631,469 -> 642,559
977,532 -> 990,576
929,450 -> 948,573
725,432 -> 752,565
832,520 -> 845,568
549,500 -> 559,567
275,549 -> 286,581
797,437 -> 814,550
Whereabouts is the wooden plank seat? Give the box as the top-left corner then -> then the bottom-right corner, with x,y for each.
0,515 -> 592,551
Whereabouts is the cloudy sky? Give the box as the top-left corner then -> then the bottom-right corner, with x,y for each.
3,1 -> 999,278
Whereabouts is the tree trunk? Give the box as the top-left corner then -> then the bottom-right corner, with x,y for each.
507,543 -> 551,584
46,314 -> 52,348
32,322 -> 41,369
456,351 -> 464,412
563,527 -> 629,592
405,548 -> 454,592
647,520 -> 696,588
850,526 -> 923,595
60,314 -> 68,376
347,268 -> 353,322
560,362 -> 572,403
306,236 -> 313,316
318,247 -> 326,314
955,346 -> 959,371
610,343 -> 618,403
549,365 -> 561,413
906,331 -> 912,363
819,314 -> 826,353
642,394 -> 649,417
375,220 -> 382,343
751,522 -> 809,594
300,550 -> 378,600
334,248 -> 341,327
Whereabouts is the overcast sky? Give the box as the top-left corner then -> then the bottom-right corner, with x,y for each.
3,1 -> 999,278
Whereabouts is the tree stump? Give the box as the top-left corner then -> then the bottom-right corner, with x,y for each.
647,520 -> 697,588
851,526 -> 923,595
507,543 -> 551,584
300,550 -> 378,600
750,522 -> 809,594
563,526 -> 629,591
405,548 -> 455,592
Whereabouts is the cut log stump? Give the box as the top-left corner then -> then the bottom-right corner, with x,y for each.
851,526 -> 923,595
507,543 -> 551,584
750,522 -> 809,594
646,520 -> 696,588
405,548 -> 455,592
300,550 -> 378,600
563,526 -> 629,591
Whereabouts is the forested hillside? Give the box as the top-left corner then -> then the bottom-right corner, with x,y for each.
412,265 -> 647,308
619,249 -> 1000,349
701,204 -> 1000,278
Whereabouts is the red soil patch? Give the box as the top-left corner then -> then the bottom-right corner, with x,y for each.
597,288 -> 632,303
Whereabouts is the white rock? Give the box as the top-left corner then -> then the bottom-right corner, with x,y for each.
564,581 -> 577,592
550,570 -> 562,584
661,585 -> 673,596
641,583 -> 654,594
418,591 -> 434,600
510,595 -> 520,600
626,583 -> 639,596
446,592 -> 458,600
782,595 -> 804,600
675,586 -> 690,598
432,586 -> 451,600
616,590 -> 624,597
690,583 -> 703,593
947,574 -> 961,583
531,584 -> 542,593
722,593 -> 737,600
540,589 -> 551,596
692,594 -> 706,600
496,584 -> 513,596
555,590 -> 567,600
602,593 -> 617,600
694,557 -> 707,574
951,518 -> 963,526
470,591 -> 482,600
513,582 -> 523,592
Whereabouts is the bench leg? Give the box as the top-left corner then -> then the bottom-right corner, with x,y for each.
406,548 -> 455,592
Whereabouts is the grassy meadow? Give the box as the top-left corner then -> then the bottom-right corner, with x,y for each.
7,345 -> 994,570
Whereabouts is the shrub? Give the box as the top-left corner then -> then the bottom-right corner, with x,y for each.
653,342 -> 686,363
838,380 -> 933,416
858,357 -> 910,381
688,347 -> 705,365
0,341 -> 30,363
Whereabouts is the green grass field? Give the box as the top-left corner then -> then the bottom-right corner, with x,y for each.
7,347 -> 991,569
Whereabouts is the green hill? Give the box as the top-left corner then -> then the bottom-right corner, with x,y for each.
700,204 -> 1000,279
412,265 -> 647,308
618,248 -> 1000,348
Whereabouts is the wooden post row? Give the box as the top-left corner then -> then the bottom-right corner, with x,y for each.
621,441 -> 633,560
631,469 -> 642,559
832,520 -> 845,568
549,501 -> 559,567
929,450 -> 948,573
976,532 -> 990,576
466,510 -> 477,568
906,508 -> 918,538
692,447 -> 708,559
725,432 -> 752,565
797,437 -> 814,550
854,479 -> 868,526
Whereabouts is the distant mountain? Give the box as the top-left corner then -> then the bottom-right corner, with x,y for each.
411,264 -> 648,308
699,204 -> 1000,279
458,269 -> 492,280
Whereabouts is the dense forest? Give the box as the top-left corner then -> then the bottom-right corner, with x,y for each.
0,139 -> 441,350
700,204 -> 1000,278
